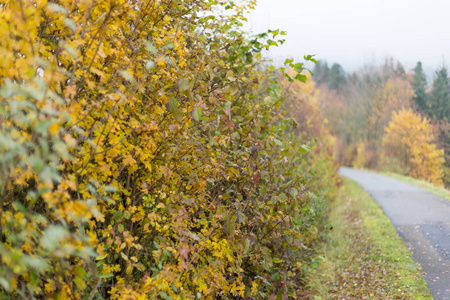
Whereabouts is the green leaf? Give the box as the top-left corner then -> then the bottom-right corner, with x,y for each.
64,18 -> 76,31
178,78 -> 189,93
295,74 -> 308,82
98,273 -> 114,279
123,211 -> 131,219
136,263 -> 146,271
304,54 -> 318,63
145,41 -> 158,54
274,139 -> 282,146
113,211 -> 122,220
0,278 -> 10,291
160,292 -> 174,300
41,226 -> 68,251
260,186 -> 267,196
293,63 -> 304,73
74,277 -> 86,290
271,29 -> 279,37
120,71 -> 135,83
299,144 -> 311,154
289,188 -> 298,198
23,256 -> 48,270
120,252 -> 129,261
146,60 -> 156,70
13,202 -> 27,214
193,107 -> 202,121
96,253 -> 108,261
74,267 -> 86,278
153,241 -> 161,250
236,211 -> 246,224
166,98 -> 179,114
47,3 -> 69,14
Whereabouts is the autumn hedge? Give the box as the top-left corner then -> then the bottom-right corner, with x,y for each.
0,0 -> 338,299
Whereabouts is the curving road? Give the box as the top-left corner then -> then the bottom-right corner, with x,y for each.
340,167 -> 450,300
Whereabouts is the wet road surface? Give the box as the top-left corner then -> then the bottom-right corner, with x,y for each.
340,167 -> 450,299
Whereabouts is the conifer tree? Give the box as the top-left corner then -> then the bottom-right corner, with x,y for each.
313,61 -> 346,92
313,60 -> 330,85
411,62 -> 428,112
430,66 -> 450,120
329,63 -> 347,91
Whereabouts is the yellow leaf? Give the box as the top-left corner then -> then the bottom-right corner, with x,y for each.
49,123 -> 60,136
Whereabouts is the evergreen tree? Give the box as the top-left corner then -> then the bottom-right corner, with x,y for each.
395,61 -> 406,77
313,60 -> 330,85
411,62 -> 428,112
313,61 -> 346,92
329,63 -> 347,91
430,66 -> 450,120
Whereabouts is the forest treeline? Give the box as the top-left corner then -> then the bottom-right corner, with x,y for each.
315,59 -> 449,186
0,0 -> 338,299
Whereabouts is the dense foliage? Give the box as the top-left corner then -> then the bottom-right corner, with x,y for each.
0,0 -> 337,299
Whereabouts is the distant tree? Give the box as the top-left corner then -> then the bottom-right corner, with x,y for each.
411,62 -> 428,112
435,118 -> 450,187
313,60 -> 330,85
381,57 -> 405,79
328,63 -> 347,91
368,77 -> 415,149
313,61 -> 346,92
430,66 -> 450,120
382,108 -> 445,185
395,61 -> 406,77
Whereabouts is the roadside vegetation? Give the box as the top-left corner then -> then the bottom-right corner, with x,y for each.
2,0 -> 443,299
0,0 -> 339,298
307,178 -> 433,299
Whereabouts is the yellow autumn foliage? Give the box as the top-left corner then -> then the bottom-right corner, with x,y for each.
0,0 -> 337,299
382,109 -> 445,185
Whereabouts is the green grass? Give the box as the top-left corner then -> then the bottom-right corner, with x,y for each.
376,171 -> 450,201
306,178 -> 432,299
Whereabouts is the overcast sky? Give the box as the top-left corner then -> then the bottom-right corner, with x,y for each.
245,0 -> 450,80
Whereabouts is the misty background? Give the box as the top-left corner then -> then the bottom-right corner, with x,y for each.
245,0 -> 450,81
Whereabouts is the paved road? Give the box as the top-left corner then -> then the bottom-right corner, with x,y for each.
340,167 -> 450,300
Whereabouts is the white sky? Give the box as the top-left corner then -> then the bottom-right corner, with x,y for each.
245,0 -> 450,80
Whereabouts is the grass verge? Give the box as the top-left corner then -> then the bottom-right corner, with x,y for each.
377,171 -> 450,201
306,178 -> 433,299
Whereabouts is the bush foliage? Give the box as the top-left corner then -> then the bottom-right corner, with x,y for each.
0,0 -> 337,299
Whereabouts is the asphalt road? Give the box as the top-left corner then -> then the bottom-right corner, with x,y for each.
340,167 -> 450,300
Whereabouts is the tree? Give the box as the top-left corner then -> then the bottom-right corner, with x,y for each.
411,62 -> 428,112
328,63 -> 347,92
435,118 -> 450,187
429,66 -> 450,120
313,61 -> 346,92
382,109 -> 445,185
367,77 -> 415,150
313,60 -> 330,85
